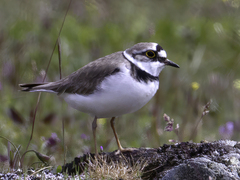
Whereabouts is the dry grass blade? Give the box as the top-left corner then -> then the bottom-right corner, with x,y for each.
85,156 -> 147,180
29,166 -> 52,178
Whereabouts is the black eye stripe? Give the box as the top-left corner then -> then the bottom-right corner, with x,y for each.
133,50 -> 158,60
156,44 -> 163,52
159,57 -> 166,62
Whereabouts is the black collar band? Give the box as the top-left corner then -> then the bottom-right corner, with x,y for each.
122,52 -> 159,83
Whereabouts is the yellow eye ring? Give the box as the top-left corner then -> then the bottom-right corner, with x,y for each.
146,50 -> 156,58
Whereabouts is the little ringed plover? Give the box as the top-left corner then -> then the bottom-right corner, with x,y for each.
20,42 -> 179,155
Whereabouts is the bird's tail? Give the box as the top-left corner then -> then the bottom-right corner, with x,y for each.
19,83 -> 56,93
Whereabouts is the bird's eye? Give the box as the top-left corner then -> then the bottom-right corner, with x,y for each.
145,50 -> 156,58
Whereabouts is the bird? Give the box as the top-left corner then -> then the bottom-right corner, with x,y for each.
19,42 -> 179,155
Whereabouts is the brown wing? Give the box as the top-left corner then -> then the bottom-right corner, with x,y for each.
20,51 -> 124,95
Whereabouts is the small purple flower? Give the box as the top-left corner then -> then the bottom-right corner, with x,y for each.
3,61 -> 15,78
0,154 -> 8,162
165,123 -> 173,132
226,122 -> 234,131
100,146 -> 103,152
81,133 -> 90,140
219,121 -> 234,139
46,133 -> 60,148
164,114 -> 174,132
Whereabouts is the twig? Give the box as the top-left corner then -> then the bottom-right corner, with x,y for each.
57,38 -> 66,165
23,0 -> 73,167
58,38 -> 62,80
189,100 -> 212,141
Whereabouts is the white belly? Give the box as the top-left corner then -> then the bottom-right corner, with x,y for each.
61,70 -> 159,118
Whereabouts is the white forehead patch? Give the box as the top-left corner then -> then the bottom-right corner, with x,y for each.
159,50 -> 167,58
151,43 -> 159,50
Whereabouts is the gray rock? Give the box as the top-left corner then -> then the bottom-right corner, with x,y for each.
64,140 -> 240,179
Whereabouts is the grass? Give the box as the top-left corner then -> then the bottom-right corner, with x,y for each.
0,0 -> 240,176
85,157 -> 147,180
0,151 -> 147,179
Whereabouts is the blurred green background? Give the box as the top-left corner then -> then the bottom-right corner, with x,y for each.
1,0 -> 240,167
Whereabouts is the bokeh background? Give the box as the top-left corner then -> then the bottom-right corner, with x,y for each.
1,0 -> 240,167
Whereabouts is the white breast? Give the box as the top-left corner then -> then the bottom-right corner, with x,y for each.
61,66 -> 159,118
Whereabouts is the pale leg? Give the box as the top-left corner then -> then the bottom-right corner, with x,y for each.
110,117 -> 124,151
92,116 -> 98,155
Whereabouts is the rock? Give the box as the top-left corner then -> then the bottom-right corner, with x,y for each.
63,140 -> 240,179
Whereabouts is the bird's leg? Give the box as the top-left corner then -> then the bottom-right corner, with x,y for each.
92,116 -> 98,156
110,117 -> 124,151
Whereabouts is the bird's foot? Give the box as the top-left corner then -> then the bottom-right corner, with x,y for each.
114,147 -> 138,155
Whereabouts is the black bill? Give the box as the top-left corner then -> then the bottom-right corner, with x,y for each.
164,59 -> 180,68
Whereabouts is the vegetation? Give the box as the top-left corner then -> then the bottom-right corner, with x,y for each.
0,0 -> 240,175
